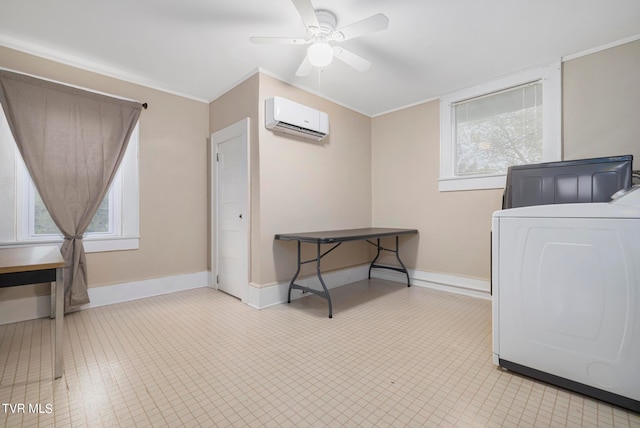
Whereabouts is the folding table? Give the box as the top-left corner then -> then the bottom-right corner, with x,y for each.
0,245 -> 65,379
275,227 -> 418,318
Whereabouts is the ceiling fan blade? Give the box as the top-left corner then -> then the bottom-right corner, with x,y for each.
334,13 -> 389,41
295,56 -> 313,77
291,0 -> 320,30
333,47 -> 371,72
249,36 -> 308,45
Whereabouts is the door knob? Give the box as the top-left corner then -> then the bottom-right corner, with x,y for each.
239,213 -> 243,219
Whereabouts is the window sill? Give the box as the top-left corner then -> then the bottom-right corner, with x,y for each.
84,237 -> 139,252
0,236 -> 139,253
438,174 -> 506,192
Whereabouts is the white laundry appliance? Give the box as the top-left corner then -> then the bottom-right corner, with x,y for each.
492,186 -> 640,412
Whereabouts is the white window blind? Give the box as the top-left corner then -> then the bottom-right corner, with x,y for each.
439,62 -> 561,191
454,81 -> 543,177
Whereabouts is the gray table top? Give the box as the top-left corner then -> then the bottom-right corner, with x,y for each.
275,227 -> 418,244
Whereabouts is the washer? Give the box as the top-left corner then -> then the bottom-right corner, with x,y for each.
492,186 -> 640,412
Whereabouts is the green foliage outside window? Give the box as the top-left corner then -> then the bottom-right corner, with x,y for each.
33,191 -> 109,235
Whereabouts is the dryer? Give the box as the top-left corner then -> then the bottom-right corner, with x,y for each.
492,186 -> 640,412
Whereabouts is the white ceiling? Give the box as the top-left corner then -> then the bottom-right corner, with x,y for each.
1,0 -> 639,116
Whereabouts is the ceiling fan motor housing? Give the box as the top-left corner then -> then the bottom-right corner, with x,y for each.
311,10 -> 344,42
250,1 -> 388,76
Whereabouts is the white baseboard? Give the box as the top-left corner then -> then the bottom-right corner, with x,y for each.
83,271 -> 209,309
371,269 -> 491,300
0,271 -> 209,325
0,294 -> 53,326
0,267 -> 490,325
244,265 -> 491,310
245,264 -> 370,310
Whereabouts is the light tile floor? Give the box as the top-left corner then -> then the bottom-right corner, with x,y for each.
1,280 -> 639,427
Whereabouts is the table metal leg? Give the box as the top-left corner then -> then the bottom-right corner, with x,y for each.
394,236 -> 411,287
368,238 -> 382,280
54,267 -> 64,379
286,240 -> 338,318
287,241 -> 302,304
315,242 -> 332,318
367,235 -> 412,286
50,281 -> 56,319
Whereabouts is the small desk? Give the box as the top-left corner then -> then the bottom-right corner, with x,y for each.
275,228 -> 418,318
0,245 -> 65,379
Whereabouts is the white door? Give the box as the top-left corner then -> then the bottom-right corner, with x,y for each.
211,119 -> 249,300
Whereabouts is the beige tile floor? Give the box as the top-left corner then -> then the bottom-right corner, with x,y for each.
1,279 -> 639,427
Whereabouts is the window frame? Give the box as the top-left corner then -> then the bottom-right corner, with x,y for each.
19,165 -> 119,239
439,62 -> 562,192
1,114 -> 140,253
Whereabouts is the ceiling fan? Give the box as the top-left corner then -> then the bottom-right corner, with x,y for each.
249,0 -> 389,77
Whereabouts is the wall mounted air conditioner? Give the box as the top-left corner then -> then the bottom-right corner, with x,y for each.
265,96 -> 329,141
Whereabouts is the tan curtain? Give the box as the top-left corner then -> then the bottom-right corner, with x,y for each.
0,70 -> 142,311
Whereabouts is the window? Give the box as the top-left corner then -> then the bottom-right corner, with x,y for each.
27,175 -> 113,236
0,107 -> 139,252
439,62 -> 561,191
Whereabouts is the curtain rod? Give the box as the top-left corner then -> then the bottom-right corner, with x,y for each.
0,66 -> 148,109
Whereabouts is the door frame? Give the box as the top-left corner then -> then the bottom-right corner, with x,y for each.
211,118 -> 251,300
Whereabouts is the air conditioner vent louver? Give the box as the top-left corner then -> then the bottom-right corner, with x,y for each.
272,121 -> 327,139
265,97 -> 329,141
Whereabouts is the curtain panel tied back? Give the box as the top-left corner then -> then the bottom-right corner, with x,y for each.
0,70 -> 142,312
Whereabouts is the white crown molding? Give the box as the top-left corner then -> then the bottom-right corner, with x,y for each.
373,34 -> 640,118
256,67 -> 372,117
2,32 -> 639,115
562,33 -> 640,62
0,34 -> 209,104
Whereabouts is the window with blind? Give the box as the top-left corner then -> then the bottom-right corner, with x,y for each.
439,63 -> 562,191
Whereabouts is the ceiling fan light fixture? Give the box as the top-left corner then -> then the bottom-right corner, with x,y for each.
307,42 -> 334,67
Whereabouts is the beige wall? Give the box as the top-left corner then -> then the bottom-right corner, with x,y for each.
0,46 -> 210,301
563,39 -> 640,161
372,101 -> 502,281
207,73 -> 372,287
209,74 -> 260,280
257,75 -> 373,285
2,37 -> 638,302
371,39 -> 640,283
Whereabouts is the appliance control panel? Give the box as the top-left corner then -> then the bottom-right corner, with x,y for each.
611,185 -> 640,207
